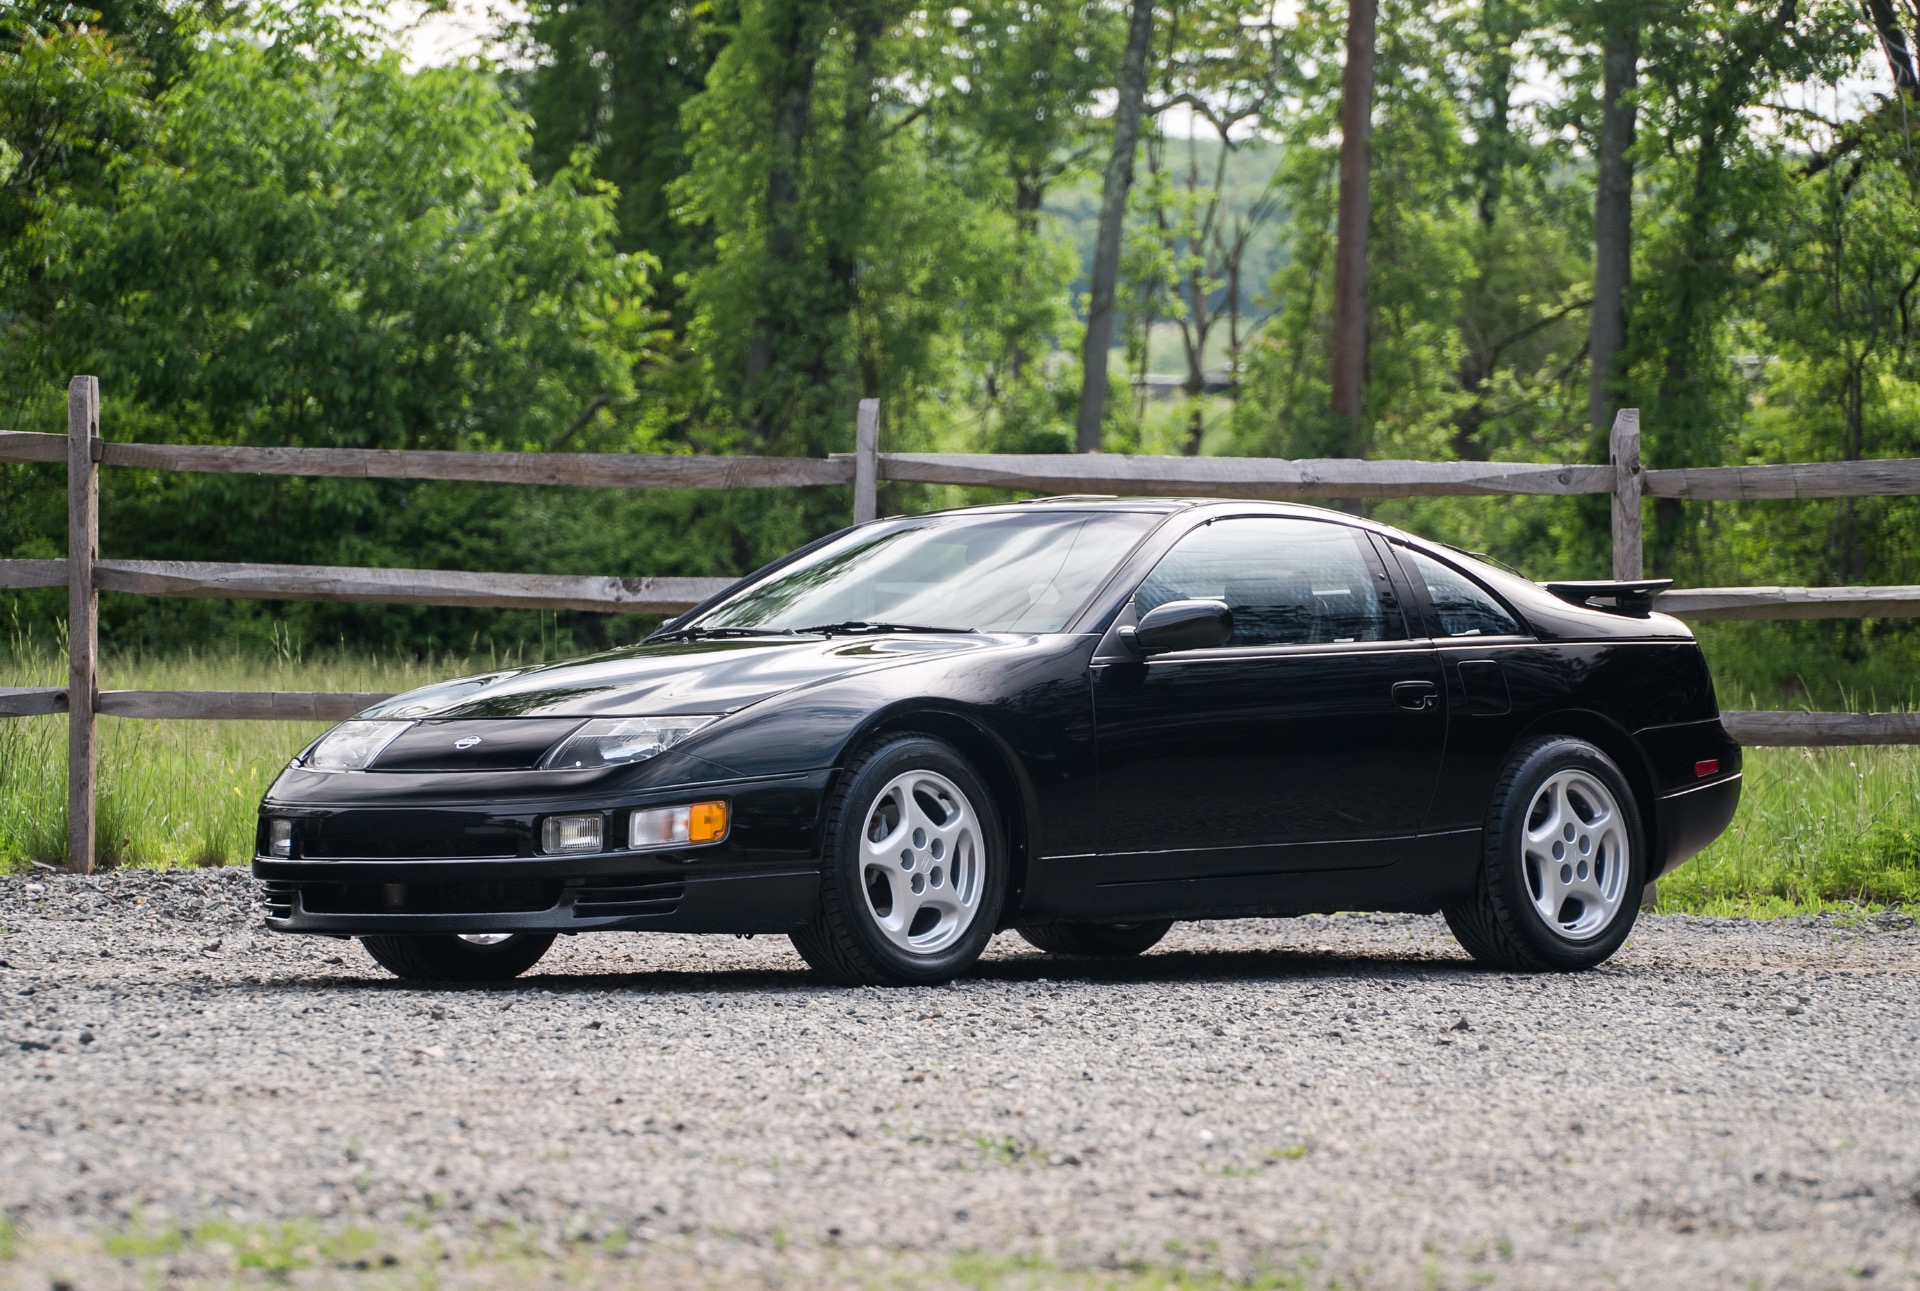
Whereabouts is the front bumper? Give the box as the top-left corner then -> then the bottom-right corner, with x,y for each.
253,767 -> 831,935
253,859 -> 820,934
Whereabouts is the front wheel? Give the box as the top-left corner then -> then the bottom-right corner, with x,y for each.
360,932 -> 555,983
1018,920 -> 1172,957
1443,736 -> 1644,972
791,735 -> 1006,986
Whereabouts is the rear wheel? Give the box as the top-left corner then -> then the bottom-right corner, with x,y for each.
1017,920 -> 1172,957
1444,736 -> 1644,971
360,932 -> 555,983
791,735 -> 1005,986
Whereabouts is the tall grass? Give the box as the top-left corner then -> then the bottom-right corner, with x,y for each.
0,643 -> 541,872
4,645 -> 1919,913
1655,745 -> 1920,913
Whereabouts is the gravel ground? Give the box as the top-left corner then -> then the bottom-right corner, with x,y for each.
2,870 -> 1918,1289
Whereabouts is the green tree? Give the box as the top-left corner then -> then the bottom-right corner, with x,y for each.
514,0 -> 725,317
1,4 -> 678,651
1623,0 -> 1866,572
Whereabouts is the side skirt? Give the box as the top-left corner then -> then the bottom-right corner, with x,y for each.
1015,829 -> 1483,923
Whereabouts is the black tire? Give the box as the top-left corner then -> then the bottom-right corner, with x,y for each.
791,735 -> 1007,986
1017,920 -> 1172,957
360,933 -> 555,983
1443,736 -> 1646,972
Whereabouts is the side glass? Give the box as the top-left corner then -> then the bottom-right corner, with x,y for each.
1402,548 -> 1524,637
1134,519 -> 1403,647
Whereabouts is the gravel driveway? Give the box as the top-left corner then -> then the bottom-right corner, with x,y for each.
2,870 -> 1917,1289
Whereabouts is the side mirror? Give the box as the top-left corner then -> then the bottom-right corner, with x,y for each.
1119,599 -> 1233,656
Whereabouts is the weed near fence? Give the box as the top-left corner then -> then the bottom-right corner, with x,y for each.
0,647 -> 533,872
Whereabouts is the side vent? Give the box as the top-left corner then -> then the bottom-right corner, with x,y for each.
261,882 -> 297,920
572,877 -> 685,920
1542,579 -> 1672,618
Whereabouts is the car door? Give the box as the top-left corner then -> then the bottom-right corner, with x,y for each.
1387,541 -> 1541,838
1091,516 -> 1447,884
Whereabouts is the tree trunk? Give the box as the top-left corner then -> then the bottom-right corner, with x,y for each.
1006,170 -> 1046,387
1588,14 -> 1638,443
825,2 -> 884,406
744,0 -> 822,447
1472,0 -> 1515,232
1329,0 -> 1378,447
1650,0 -> 1797,569
1453,0 -> 1517,460
1864,0 -> 1920,92
1075,0 -> 1156,454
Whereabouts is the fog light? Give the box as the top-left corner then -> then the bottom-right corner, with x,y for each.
541,814 -> 605,854
266,819 -> 293,858
630,800 -> 729,850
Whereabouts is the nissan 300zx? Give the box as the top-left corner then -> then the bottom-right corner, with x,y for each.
253,499 -> 1741,984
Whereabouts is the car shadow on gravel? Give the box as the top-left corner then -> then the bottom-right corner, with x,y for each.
974,946 -> 1481,986
227,944 -> 1484,997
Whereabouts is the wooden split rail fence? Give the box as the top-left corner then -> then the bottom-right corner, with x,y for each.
6,379 -> 1920,871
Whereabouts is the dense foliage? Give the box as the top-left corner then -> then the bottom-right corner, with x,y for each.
4,0 -> 1919,701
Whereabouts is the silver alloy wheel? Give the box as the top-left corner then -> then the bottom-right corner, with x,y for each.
857,768 -> 984,955
457,933 -> 515,946
1522,768 -> 1630,941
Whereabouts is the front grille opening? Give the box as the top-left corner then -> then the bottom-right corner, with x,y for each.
298,880 -> 562,916
572,877 -> 685,919
300,834 -> 521,860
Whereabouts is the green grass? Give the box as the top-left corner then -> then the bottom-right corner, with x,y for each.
9,1214 -> 1326,1289
0,644 -> 543,873
1654,744 -> 1920,911
3,646 -> 1918,916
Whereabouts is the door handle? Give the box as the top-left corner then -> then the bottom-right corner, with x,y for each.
1392,680 -> 1439,711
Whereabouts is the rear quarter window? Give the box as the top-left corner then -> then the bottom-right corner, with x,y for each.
1402,547 -> 1524,638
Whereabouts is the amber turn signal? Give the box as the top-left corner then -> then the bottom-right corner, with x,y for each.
688,800 -> 728,843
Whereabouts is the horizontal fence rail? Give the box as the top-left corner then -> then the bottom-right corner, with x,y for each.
0,430 -> 851,490
10,385 -> 1920,872
11,685 -> 1914,744
877,452 -> 1616,498
1651,585 -> 1920,621
16,557 -> 1920,623
16,426 -> 1920,502
0,688 -> 390,720
1721,711 -> 1920,746
91,560 -> 733,614
1645,460 -> 1920,500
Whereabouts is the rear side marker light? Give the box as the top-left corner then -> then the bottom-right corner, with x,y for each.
630,801 -> 729,851
1695,759 -> 1720,778
541,814 -> 605,854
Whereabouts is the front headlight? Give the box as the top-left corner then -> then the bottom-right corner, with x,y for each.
303,720 -> 413,772
540,715 -> 720,770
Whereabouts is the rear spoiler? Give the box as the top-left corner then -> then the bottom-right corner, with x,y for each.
1541,579 -> 1672,618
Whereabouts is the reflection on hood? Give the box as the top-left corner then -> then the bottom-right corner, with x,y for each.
356,634 -> 1002,721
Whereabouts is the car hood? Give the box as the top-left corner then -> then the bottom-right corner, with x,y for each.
355,633 -> 1014,721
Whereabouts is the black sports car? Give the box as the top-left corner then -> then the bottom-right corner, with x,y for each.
254,498 -> 1741,984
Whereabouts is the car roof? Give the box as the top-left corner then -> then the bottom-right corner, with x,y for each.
913,495 -> 1397,531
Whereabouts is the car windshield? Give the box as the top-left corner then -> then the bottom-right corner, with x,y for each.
689,510 -> 1161,634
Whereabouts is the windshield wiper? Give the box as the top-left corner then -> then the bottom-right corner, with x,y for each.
790,621 -> 979,636
648,625 -> 784,642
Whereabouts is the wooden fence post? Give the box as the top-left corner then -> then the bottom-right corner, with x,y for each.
853,398 -> 880,524
67,376 -> 100,875
1608,407 -> 1660,908
1610,408 -> 1642,581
